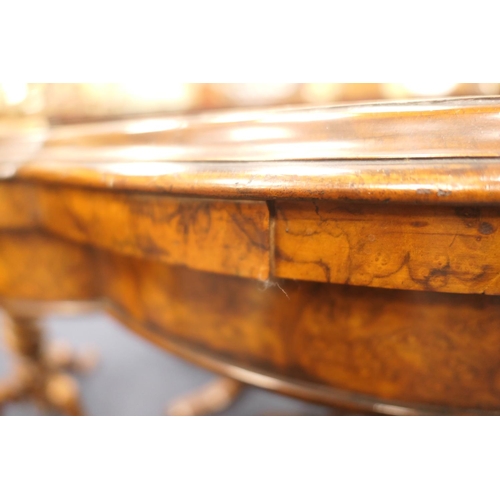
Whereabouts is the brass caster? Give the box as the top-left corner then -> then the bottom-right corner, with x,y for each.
166,377 -> 244,416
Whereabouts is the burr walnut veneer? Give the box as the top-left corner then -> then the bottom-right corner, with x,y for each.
2,97 -> 500,414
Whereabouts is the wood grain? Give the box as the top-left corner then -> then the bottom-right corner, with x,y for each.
274,201 -> 500,294
99,253 -> 500,411
35,185 -> 270,280
0,182 -> 38,229
0,231 -> 98,301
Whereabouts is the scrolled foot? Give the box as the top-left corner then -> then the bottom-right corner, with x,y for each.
166,377 -> 244,416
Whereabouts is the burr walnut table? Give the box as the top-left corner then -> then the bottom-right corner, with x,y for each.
2,96 -> 500,415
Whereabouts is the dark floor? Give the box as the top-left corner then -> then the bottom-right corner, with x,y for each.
0,312 -> 332,416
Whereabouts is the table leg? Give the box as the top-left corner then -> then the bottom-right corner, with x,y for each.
0,310 -> 96,416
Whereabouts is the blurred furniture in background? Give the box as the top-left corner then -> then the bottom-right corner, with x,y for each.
1,83 -> 498,122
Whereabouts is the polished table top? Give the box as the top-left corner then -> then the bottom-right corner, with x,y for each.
4,96 -> 500,204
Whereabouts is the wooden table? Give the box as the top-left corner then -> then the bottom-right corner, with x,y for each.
2,96 -> 500,415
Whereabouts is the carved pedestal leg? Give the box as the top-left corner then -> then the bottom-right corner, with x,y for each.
0,311 -> 96,416
166,377 -> 245,416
